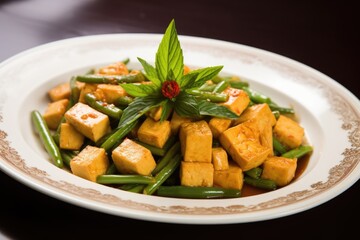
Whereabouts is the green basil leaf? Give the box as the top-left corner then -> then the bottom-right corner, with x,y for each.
198,100 -> 238,119
187,66 -> 223,88
174,92 -> 200,118
160,99 -> 174,121
155,19 -> 184,83
137,57 -> 161,87
119,95 -> 164,127
179,71 -> 199,88
120,83 -> 158,97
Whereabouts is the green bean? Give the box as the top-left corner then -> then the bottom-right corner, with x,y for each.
119,184 -> 145,193
70,76 -> 81,103
244,167 -> 262,179
244,176 -> 277,190
268,103 -> 295,114
186,89 -> 228,102
84,93 -> 122,119
157,186 -> 241,199
135,141 -> 167,156
152,142 -> 181,175
116,96 -> 134,106
212,81 -> 228,93
273,136 -> 287,155
75,72 -> 145,84
241,87 -> 272,104
96,175 -> 155,185
272,110 -> 280,119
31,110 -> 63,168
106,162 -> 118,174
198,82 -> 216,92
121,57 -> 130,65
99,119 -> 139,151
212,75 -> 249,89
282,145 -> 313,159
143,154 -> 181,195
228,81 -> 249,89
60,150 -> 77,167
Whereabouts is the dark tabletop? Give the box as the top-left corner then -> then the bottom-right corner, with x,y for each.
0,0 -> 359,239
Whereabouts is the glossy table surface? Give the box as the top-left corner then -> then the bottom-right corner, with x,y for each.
0,0 -> 359,239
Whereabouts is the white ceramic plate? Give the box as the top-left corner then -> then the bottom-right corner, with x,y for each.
0,34 -> 359,224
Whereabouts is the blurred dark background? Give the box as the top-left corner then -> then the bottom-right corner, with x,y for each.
0,0 -> 359,239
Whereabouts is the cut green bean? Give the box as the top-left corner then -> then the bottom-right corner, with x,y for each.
143,154 -> 181,195
121,57 -> 130,65
85,93 -> 122,119
99,119 -> 139,151
244,167 -> 262,179
198,82 -> 216,92
186,89 -> 228,102
282,145 -> 313,159
106,162 -> 118,174
244,176 -> 277,190
75,72 -> 145,84
60,150 -> 77,167
241,87 -> 272,104
116,96 -> 134,106
212,81 -> 228,93
119,184 -> 145,193
70,76 -> 81,103
273,136 -> 287,155
272,110 -> 280,119
31,110 -> 63,168
97,175 -> 155,185
135,141 -> 167,156
157,186 -> 241,199
268,103 -> 295,114
152,142 -> 181,175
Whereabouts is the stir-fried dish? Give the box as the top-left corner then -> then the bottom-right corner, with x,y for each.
31,20 -> 313,199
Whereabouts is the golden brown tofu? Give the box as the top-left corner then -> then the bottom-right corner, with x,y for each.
48,82 -> 71,102
94,84 -> 127,104
234,103 -> 276,127
98,62 -> 129,75
221,88 -> 250,115
70,145 -> 109,182
111,138 -> 156,176
208,117 -> 232,139
64,102 -> 110,142
273,115 -> 304,149
147,106 -> 163,121
212,147 -> 229,170
43,99 -> 69,130
59,123 -> 84,150
214,162 -> 244,190
180,161 -> 214,187
137,117 -> 171,148
170,111 -> 192,135
179,120 -> 212,163
219,121 -> 271,171
234,104 -> 276,156
261,156 -> 297,187
79,83 -> 98,103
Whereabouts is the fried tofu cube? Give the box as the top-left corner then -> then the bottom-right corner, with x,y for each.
214,162 -> 244,190
219,121 -> 271,171
261,156 -> 297,187
221,88 -> 250,115
170,111 -> 192,135
234,103 -> 276,127
208,117 -> 232,138
94,84 -> 127,104
273,115 -> 304,149
48,82 -> 71,102
70,145 -> 109,182
234,104 -> 276,155
137,117 -> 171,148
79,83 -> 98,103
64,102 -> 110,142
59,123 -> 84,150
111,138 -> 156,176
98,61 -> 129,75
179,120 -> 212,163
180,162 -> 214,187
43,99 -> 69,130
147,106 -> 163,121
212,147 -> 229,170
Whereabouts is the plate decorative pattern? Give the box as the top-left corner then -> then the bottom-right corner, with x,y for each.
0,34 -> 359,222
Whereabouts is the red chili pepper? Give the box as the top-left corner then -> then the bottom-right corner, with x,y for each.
161,80 -> 180,99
